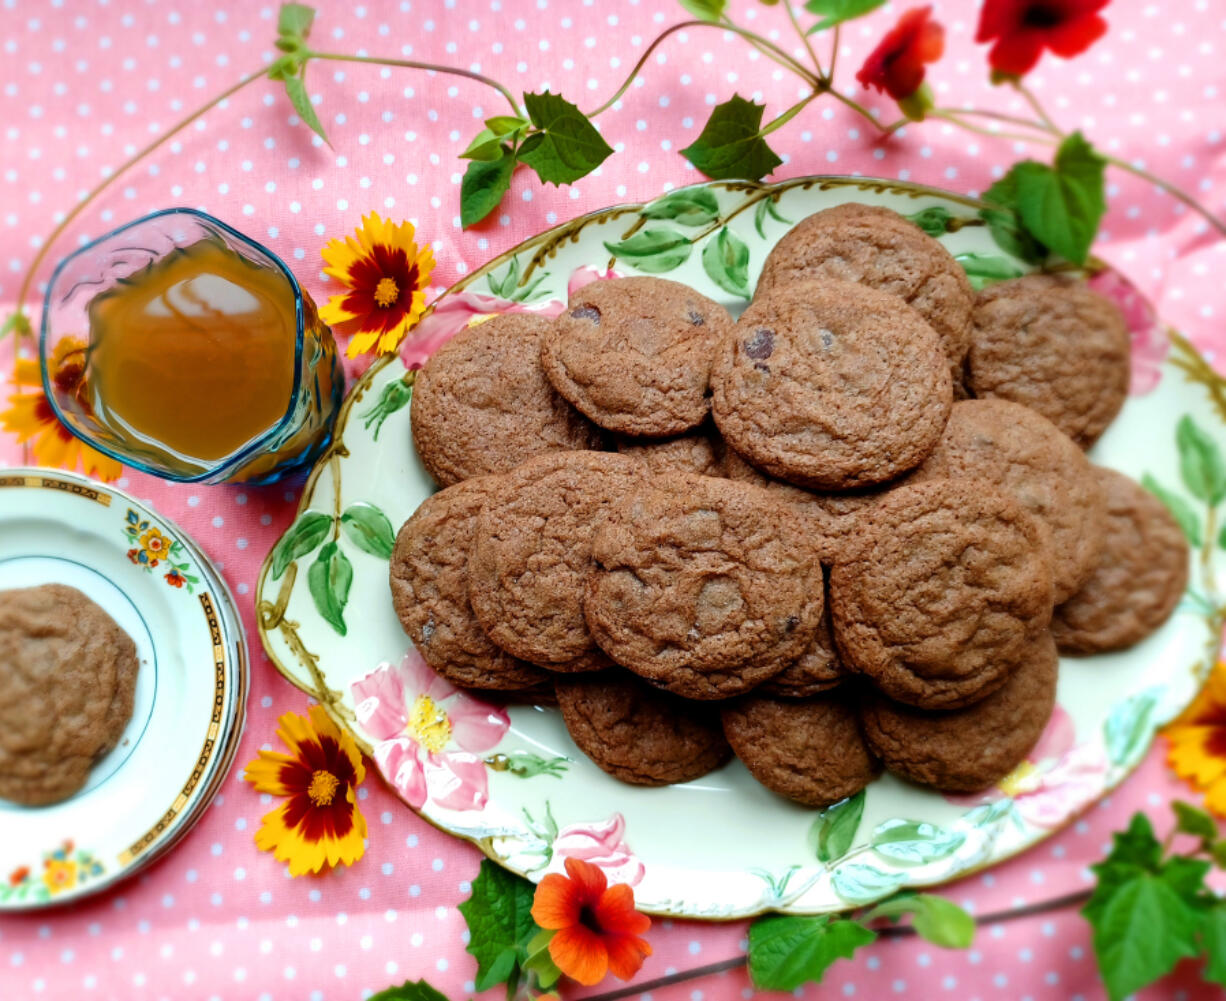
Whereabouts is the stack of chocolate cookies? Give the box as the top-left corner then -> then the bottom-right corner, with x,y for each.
391,203 -> 1189,808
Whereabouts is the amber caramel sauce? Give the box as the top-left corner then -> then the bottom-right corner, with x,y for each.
86,238 -> 298,467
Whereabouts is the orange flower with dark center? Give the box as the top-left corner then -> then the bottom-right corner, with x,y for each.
531,857 -> 651,986
1166,662 -> 1226,817
856,6 -> 945,101
976,0 -> 1109,77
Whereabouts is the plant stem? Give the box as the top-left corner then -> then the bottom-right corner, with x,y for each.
783,1 -> 824,78
930,109 -> 1060,147
12,65 -> 266,323
1012,81 -> 1062,135
827,24 -> 841,83
760,92 -> 820,136
308,51 -> 519,113
942,106 -> 1055,133
1101,152 -> 1226,240
718,17 -> 821,87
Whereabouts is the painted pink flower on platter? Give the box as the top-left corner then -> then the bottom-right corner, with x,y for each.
1089,267 -> 1169,396
546,813 -> 644,888
950,706 -> 1109,828
352,651 -> 509,812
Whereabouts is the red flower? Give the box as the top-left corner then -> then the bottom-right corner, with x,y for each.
856,6 -> 945,101
126,548 -> 140,564
9,866 -> 29,886
165,570 -> 185,588
976,0 -> 1109,77
531,857 -> 652,986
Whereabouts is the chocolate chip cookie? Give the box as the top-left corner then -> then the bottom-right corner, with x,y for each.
616,424 -> 725,477
968,274 -> 1131,449
469,451 -> 645,672
555,672 -> 732,785
410,312 -> 603,487
585,473 -> 826,700
910,398 -> 1106,604
859,631 -> 1058,793
541,276 -> 733,437
754,203 -> 975,382
721,692 -> 881,807
712,278 -> 952,489
1051,467 -> 1190,654
761,575 -> 847,698
830,478 -> 1054,709
0,584 -> 139,806
390,476 -> 551,691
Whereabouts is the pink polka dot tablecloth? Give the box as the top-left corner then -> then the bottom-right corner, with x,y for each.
1,1 -> 1225,999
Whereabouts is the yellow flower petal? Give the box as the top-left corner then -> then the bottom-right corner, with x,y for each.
243,751 -> 298,796
318,294 -> 361,326
1203,777 -> 1226,819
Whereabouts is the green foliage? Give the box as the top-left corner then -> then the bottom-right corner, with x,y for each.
643,188 -> 721,226
1142,473 -> 1203,547
277,3 -> 316,39
1175,415 -> 1226,505
361,378 -> 413,440
1173,801 -> 1219,846
368,981 -> 451,1001
809,790 -> 865,863
1103,690 -> 1159,768
1012,132 -> 1105,265
308,540 -> 352,635
681,95 -> 782,181
870,819 -> 965,865
486,257 -> 549,302
748,914 -> 876,991
1204,906 -> 1226,987
283,75 -> 329,146
702,226 -> 751,299
269,511 -> 332,579
954,251 -> 1027,290
457,859 -> 540,993
865,892 -> 975,948
804,0 -> 887,33
463,116 -> 529,161
339,503 -> 396,559
754,195 -> 792,237
905,205 -> 955,237
678,0 -> 727,21
831,862 -> 907,905
980,170 -> 1044,264
461,151 -> 516,228
519,91 -> 614,186
0,311 -> 31,340
603,228 -> 693,273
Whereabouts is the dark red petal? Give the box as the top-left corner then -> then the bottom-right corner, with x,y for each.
988,31 -> 1046,75
1043,12 -> 1108,56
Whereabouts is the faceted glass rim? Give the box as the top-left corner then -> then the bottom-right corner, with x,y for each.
39,206 -> 309,483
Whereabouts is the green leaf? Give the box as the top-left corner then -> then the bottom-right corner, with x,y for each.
870,819 -> 966,865
486,114 -> 529,135
809,790 -> 865,863
748,915 -> 876,991
1173,800 -> 1219,844
1087,872 -> 1204,1001
460,128 -> 505,162
981,169 -> 1046,264
1142,473 -> 1202,546
277,3 -> 316,39
866,893 -> 975,949
804,0 -> 887,32
702,226 -> 751,299
831,863 -> 907,905
905,205 -> 954,238
0,311 -> 31,340
1013,132 -> 1106,265
368,980 -> 450,1001
457,859 -> 538,993
754,196 -> 794,238
954,252 -> 1027,291
1176,415 -> 1226,505
679,0 -> 727,21
340,503 -> 396,559
642,188 -> 721,226
361,378 -> 413,440
461,150 -> 516,228
521,927 -> 562,991
603,228 -> 693,273
1104,690 -> 1160,768
518,91 -> 613,186
1219,521 -> 1226,550
474,947 -> 517,993
680,95 -> 783,182
307,541 -> 352,636
270,511 -> 332,579
284,74 -> 329,146
1204,905 -> 1226,986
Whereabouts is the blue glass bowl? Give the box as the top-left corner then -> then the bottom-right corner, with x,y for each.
40,208 -> 343,485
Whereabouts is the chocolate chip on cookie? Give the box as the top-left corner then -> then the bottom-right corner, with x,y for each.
830,478 -> 1054,710
859,631 -> 1058,793
721,692 -> 881,807
410,313 -> 603,487
1051,467 -> 1190,654
910,398 -> 1107,604
585,473 -> 825,700
968,275 -> 1131,449
469,451 -> 645,672
712,278 -> 952,489
541,276 -> 734,437
390,476 -> 552,691
760,573 -> 847,698
754,203 -> 975,382
555,672 -> 732,786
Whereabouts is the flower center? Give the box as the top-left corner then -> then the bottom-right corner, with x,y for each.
407,694 -> 452,753
578,904 -> 602,934
1022,3 -> 1063,29
374,276 -> 400,308
307,769 -> 340,806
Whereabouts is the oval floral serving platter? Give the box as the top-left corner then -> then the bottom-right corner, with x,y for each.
0,469 -> 248,909
255,176 -> 1226,919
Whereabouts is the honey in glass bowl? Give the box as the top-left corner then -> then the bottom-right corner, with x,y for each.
41,209 -> 342,484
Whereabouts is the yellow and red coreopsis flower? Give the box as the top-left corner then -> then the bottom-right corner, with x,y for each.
1165,661 -> 1226,817
0,337 -> 122,481
244,704 -> 367,876
531,856 -> 652,987
318,212 -> 435,358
